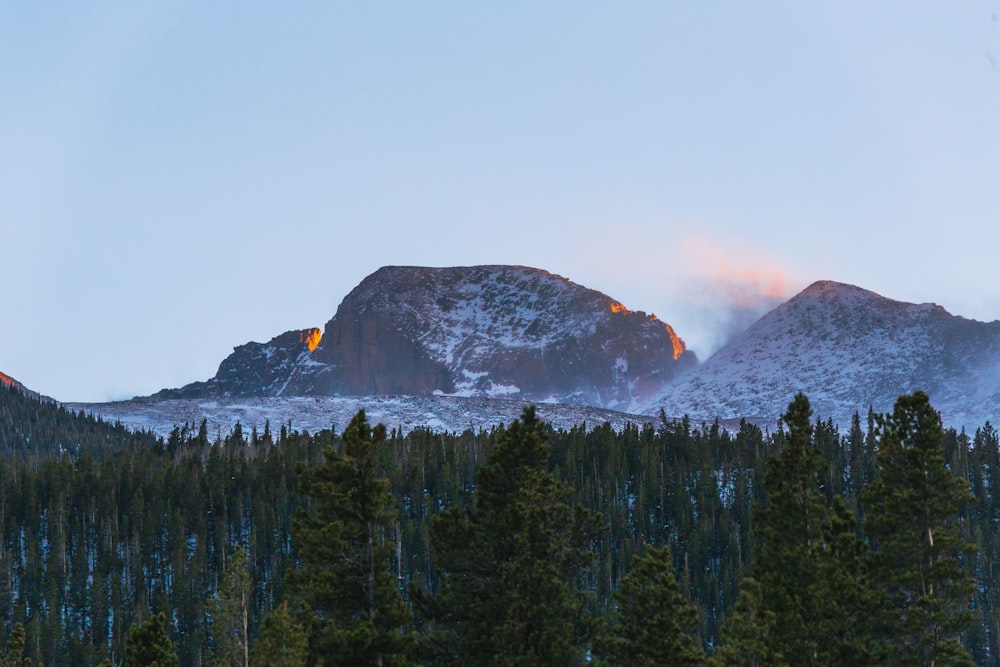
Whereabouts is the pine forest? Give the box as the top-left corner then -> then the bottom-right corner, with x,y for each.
0,383 -> 998,666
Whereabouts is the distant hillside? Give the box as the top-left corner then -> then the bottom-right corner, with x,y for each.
0,370 -> 50,403
0,382 -> 160,459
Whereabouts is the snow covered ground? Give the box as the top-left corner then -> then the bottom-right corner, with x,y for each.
66,394 -> 668,440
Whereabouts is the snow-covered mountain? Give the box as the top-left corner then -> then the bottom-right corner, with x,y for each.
155,265 -> 696,412
642,280 -> 1000,429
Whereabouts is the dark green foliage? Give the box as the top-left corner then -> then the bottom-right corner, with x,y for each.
0,386 -> 320,665
124,612 -> 179,667
709,578 -> 781,667
211,546 -> 252,667
251,601 -> 308,667
416,406 -> 604,665
0,383 -> 997,664
597,544 -> 704,667
863,392 -> 976,666
289,410 -> 415,666
0,623 -> 28,667
747,394 -> 830,663
0,384 -> 161,460
722,394 -> 872,665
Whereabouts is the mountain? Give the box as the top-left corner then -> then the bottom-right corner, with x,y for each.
154,328 -> 323,399
642,280 -> 1000,428
155,266 -> 696,412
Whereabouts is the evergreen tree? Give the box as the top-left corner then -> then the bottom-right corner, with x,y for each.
211,546 -> 252,667
416,406 -> 604,666
596,543 -> 704,667
288,410 -> 414,666
250,600 -> 309,667
737,393 -> 870,665
863,392 -> 976,666
124,612 -> 179,667
710,578 -> 782,667
750,393 -> 829,664
0,623 -> 27,667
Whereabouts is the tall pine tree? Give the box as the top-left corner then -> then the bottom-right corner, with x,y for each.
863,392 -> 976,666
596,543 -> 704,667
211,546 -> 252,667
289,411 -> 414,666
719,393 -> 870,665
416,406 -> 604,666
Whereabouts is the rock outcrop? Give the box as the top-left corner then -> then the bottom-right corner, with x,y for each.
152,328 -> 323,399
155,265 -> 696,411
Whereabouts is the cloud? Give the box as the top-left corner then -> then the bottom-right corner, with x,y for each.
664,235 -> 802,357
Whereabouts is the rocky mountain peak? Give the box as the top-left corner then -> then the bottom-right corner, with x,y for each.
154,265 -> 695,411
643,281 -> 1000,428
151,327 -> 323,400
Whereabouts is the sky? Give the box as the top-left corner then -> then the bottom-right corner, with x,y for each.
3,2 -> 1000,403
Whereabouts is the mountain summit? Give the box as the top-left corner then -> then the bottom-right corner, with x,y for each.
643,280 -> 1000,427
156,265 -> 696,411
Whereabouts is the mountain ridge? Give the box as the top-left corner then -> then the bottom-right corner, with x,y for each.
641,280 -> 1000,428
154,265 -> 696,412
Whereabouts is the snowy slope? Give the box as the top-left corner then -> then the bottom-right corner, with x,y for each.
641,281 -> 1000,429
67,395 -> 662,439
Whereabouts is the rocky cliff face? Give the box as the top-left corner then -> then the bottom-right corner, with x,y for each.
155,265 -> 696,411
642,280 -> 1000,428
152,328 -> 323,399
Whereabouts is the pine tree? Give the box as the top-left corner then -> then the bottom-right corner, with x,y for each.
728,393 -> 870,665
211,546 -> 252,667
0,623 -> 27,667
862,392 -> 976,666
596,543 -> 704,667
415,406 -> 604,666
710,578 -> 782,667
289,410 -> 414,666
124,612 -> 179,667
750,393 -> 829,664
250,600 -> 309,667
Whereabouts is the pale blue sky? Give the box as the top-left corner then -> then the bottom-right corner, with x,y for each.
3,2 -> 999,402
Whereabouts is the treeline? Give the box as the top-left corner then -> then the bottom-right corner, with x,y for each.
0,384 -> 996,664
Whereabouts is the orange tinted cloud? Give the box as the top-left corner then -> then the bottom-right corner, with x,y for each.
663,234 -> 804,356
679,236 -> 790,307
